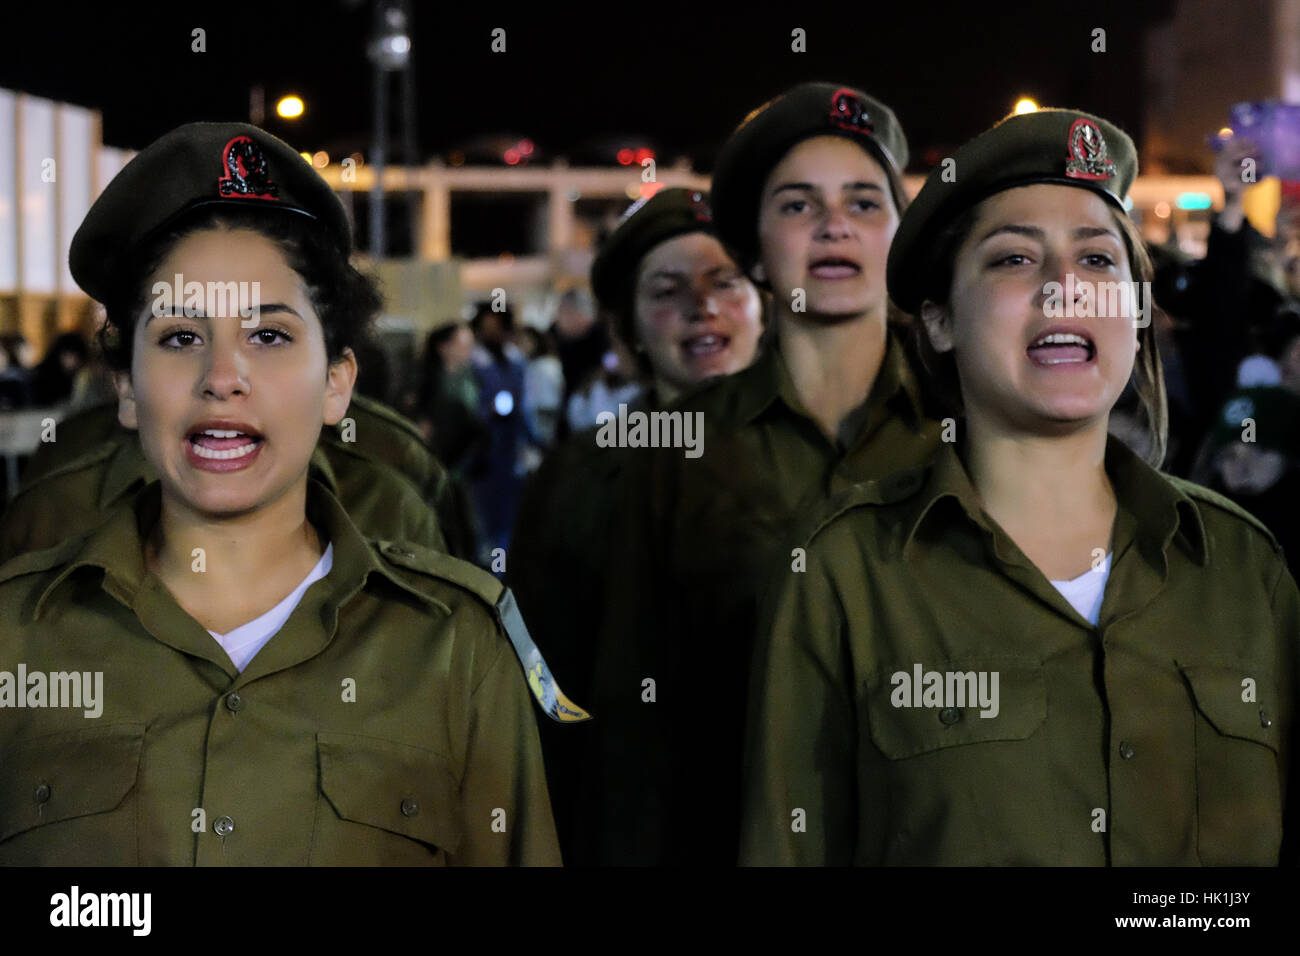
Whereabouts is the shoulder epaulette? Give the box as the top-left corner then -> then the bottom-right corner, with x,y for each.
375,541 -> 591,724
1168,477 -> 1282,553
11,439 -> 121,498
346,394 -> 430,446
805,466 -> 929,544
328,396 -> 445,495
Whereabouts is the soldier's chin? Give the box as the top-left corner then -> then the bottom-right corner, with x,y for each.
798,297 -> 874,324
185,490 -> 265,520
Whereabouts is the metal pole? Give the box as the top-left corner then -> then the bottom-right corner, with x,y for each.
249,85 -> 265,127
400,0 -> 419,254
370,1 -> 388,258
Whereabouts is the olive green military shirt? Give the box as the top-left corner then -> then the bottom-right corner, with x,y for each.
587,329 -> 943,865
0,478 -> 561,865
741,437 -> 1299,865
0,394 -> 469,562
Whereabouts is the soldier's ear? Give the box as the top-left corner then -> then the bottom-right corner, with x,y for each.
114,372 -> 138,430
920,300 -> 955,353
323,347 -> 358,427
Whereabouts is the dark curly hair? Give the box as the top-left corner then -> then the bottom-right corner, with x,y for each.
97,205 -> 382,373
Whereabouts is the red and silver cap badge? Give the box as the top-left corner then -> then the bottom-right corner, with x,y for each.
828,88 -> 875,135
1064,118 -> 1114,181
217,135 -> 280,200
687,190 -> 713,222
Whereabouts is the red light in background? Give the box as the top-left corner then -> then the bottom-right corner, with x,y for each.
504,148 -> 520,165
635,147 -> 655,164
519,139 -> 535,156
639,181 -> 665,199
616,148 -> 634,165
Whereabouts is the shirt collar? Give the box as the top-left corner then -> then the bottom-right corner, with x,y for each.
1104,436 -> 1208,568
38,475 -> 432,621
98,439 -> 151,511
731,344 -> 783,426
734,326 -> 928,434
900,435 -> 1208,567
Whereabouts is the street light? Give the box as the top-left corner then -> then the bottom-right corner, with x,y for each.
1014,97 -> 1039,115
277,95 -> 305,119
367,0 -> 418,258
369,4 -> 411,69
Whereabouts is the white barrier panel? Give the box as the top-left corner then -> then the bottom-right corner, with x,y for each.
19,96 -> 57,294
59,105 -> 96,294
0,89 -> 15,291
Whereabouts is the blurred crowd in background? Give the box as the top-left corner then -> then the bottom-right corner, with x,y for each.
389,288 -> 638,566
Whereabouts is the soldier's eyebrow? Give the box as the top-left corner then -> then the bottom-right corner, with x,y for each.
770,181 -> 884,197
770,182 -> 819,197
642,264 -> 742,284
977,223 -> 1123,244
978,224 -> 1044,244
1072,225 -> 1122,241
145,304 -> 304,324
247,304 -> 304,320
978,224 -> 1122,245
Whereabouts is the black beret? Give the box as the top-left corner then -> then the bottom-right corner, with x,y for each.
590,186 -> 717,345
711,82 -> 908,273
70,121 -> 351,304
887,108 -> 1138,314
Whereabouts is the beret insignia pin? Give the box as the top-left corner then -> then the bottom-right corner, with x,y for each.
1064,118 -> 1114,181
688,190 -> 712,222
218,136 -> 280,200
828,88 -> 874,135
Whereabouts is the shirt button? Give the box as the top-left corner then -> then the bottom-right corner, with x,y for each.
225,693 -> 244,713
213,816 -> 236,837
939,707 -> 961,725
401,798 -> 420,817
1260,709 -> 1273,728
1118,741 -> 1136,760
34,783 -> 51,804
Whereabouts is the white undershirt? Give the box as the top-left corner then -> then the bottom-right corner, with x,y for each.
1050,552 -> 1110,626
207,543 -> 334,672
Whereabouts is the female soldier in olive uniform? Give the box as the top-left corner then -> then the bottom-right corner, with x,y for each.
0,122 -> 560,865
588,83 -> 943,865
741,109 -> 1298,865
506,187 -> 764,861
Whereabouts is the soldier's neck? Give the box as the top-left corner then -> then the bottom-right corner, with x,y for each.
964,414 -> 1117,580
144,480 -> 325,630
778,308 -> 886,445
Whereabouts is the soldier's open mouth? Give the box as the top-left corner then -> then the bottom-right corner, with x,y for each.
188,432 -> 263,460
185,423 -> 265,467
683,333 -> 729,357
808,257 -> 861,279
1027,331 -> 1095,366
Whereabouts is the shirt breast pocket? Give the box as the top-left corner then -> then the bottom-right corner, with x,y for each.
862,660 -> 1053,863
1179,663 -> 1282,865
312,731 -> 463,865
0,723 -> 145,865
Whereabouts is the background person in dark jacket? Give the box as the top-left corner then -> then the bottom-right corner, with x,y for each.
30,331 -> 90,407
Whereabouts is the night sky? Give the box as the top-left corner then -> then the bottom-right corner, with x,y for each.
3,0 -> 1176,173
